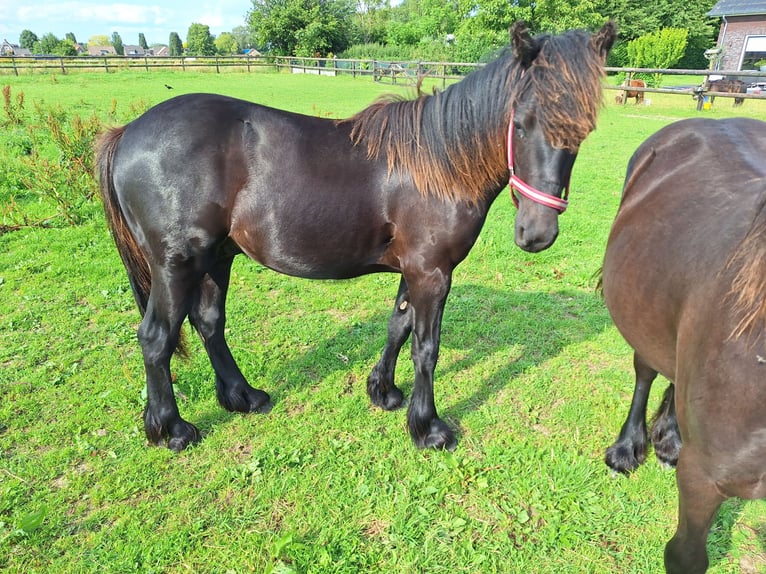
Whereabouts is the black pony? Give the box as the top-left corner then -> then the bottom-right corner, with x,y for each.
96,22 -> 615,452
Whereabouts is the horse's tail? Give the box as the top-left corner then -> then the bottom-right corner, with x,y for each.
728,198 -> 766,341
96,127 -> 188,356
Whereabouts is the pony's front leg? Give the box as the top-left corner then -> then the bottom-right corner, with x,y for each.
368,277 -> 410,410
406,269 -> 456,450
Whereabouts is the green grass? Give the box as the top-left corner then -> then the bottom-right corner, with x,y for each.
1,70 -> 765,573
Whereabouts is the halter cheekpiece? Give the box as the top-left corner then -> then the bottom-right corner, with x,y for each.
507,112 -> 569,213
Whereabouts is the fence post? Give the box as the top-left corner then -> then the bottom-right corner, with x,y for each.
12,56 -> 18,76
103,57 -> 108,73
144,56 -> 149,72
216,56 -> 220,73
59,58 -> 65,74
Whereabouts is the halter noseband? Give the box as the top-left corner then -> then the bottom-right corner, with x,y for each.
507,112 -> 569,213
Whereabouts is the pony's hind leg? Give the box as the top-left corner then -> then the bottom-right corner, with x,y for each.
188,255 -> 271,414
367,277 -> 410,411
651,383 -> 681,467
605,353 -> 658,473
140,268 -> 201,452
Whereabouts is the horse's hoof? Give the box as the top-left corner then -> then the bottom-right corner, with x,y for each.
605,441 -> 645,474
219,385 -> 271,415
166,420 -> 202,452
367,373 -> 404,411
414,419 -> 457,451
652,418 -> 681,468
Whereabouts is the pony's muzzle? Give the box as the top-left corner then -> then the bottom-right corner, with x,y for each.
514,209 -> 559,252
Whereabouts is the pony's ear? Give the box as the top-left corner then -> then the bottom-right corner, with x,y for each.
591,20 -> 617,61
510,21 -> 540,68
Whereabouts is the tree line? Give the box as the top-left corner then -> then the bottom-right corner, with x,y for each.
15,0 -> 720,67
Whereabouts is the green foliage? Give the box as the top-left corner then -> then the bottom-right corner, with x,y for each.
627,28 -> 688,86
111,32 -> 124,55
169,32 -> 184,56
19,29 -> 38,50
186,23 -> 216,56
249,0 -> 355,56
215,32 -> 240,55
138,33 -> 148,50
2,86 -> 26,127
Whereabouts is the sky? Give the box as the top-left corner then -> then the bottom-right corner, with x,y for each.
0,0 -> 252,46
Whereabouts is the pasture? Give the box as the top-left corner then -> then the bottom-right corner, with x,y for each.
1,70 -> 764,573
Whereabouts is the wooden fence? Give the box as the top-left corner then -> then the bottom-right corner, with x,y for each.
2,54 -> 765,105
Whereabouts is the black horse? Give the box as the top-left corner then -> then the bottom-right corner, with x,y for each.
96,21 -> 616,452
601,117 -> 766,573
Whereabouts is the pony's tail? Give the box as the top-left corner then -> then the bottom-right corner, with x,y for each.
96,127 -> 188,356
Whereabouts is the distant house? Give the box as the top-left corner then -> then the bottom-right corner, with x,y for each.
153,46 -> 169,57
123,45 -> 145,57
1,39 -> 31,56
87,45 -> 117,57
707,0 -> 766,70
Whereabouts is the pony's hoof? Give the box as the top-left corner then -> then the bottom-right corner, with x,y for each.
367,373 -> 404,411
166,420 -> 202,452
652,417 -> 681,468
219,385 -> 271,415
605,441 -> 646,474
414,419 -> 457,451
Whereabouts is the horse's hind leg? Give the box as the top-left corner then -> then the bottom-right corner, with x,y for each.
188,255 -> 271,414
140,267 -> 202,451
605,353 -> 658,473
664,448 -> 725,574
651,383 -> 681,467
367,277 -> 410,410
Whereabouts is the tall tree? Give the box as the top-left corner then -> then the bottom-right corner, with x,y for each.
111,31 -> 124,55
65,32 -> 77,44
169,32 -> 184,56
248,0 -> 355,56
215,32 -> 240,54
38,33 -> 61,55
186,23 -> 216,55
231,25 -> 254,51
19,30 -> 39,50
139,33 -> 149,50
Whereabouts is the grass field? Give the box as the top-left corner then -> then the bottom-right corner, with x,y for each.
1,69 -> 765,573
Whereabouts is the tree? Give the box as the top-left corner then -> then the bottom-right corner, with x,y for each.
248,0 -> 355,56
215,32 -> 240,54
65,32 -> 77,45
37,33 -> 61,55
89,35 -> 110,47
112,32 -> 124,55
139,33 -> 148,50
628,28 -> 688,85
231,25 -> 254,51
186,23 -> 216,55
169,32 -> 184,56
19,30 -> 38,50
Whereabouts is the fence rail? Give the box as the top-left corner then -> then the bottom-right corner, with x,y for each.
3,55 -> 766,105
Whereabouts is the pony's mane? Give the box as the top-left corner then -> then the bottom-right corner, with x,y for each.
340,27 -> 607,203
728,199 -> 766,341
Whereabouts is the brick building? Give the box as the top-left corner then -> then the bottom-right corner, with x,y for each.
708,0 -> 766,71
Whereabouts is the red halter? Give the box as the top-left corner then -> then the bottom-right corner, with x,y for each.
507,113 -> 570,213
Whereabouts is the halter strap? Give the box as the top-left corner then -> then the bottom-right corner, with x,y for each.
507,113 -> 569,213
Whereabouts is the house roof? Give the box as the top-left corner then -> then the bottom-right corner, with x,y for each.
707,0 -> 766,16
